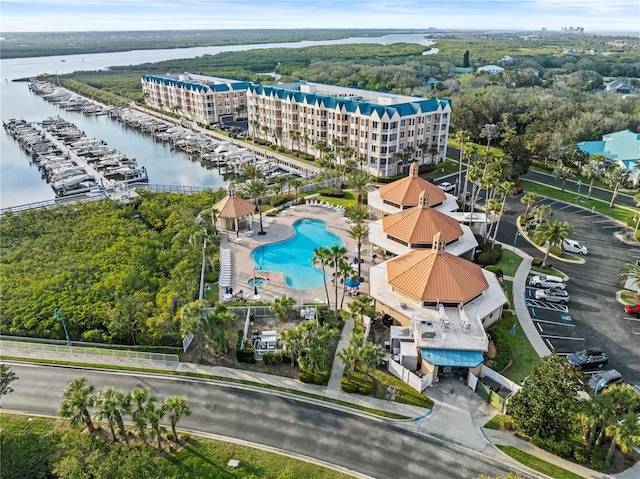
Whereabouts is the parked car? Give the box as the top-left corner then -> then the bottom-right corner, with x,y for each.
562,239 -> 588,255
534,288 -> 570,304
513,184 -> 524,195
624,304 -> 640,317
437,182 -> 455,193
529,274 -> 566,289
588,369 -> 623,393
567,348 -> 608,370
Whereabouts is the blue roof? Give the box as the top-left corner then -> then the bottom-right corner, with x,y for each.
577,130 -> 640,173
248,84 -> 450,118
142,75 -> 249,94
420,349 -> 484,367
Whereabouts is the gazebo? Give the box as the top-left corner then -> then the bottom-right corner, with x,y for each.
378,162 -> 447,209
213,182 -> 256,236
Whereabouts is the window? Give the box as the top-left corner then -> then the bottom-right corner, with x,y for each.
400,119 -> 406,127
371,133 -> 378,140
382,122 -> 389,130
382,134 -> 388,142
425,126 -> 431,133
400,131 -> 405,139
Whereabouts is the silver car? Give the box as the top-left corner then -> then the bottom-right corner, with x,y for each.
529,274 -> 566,289
534,288 -> 570,304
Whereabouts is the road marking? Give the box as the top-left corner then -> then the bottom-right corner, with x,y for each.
619,316 -> 640,322
540,335 -> 585,341
545,339 -> 555,351
532,319 -> 575,327
558,204 -> 575,211
536,323 -> 543,333
602,225 -> 620,229
546,200 -> 559,207
529,308 -> 536,317
593,219 -> 612,223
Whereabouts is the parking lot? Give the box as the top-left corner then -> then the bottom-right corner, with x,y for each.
499,196 -> 640,383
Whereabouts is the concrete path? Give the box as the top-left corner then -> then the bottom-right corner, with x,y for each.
327,317 -> 353,391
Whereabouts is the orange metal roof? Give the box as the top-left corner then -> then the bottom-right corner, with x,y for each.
213,195 -> 256,219
378,175 -> 447,207
386,248 -> 488,303
382,205 -> 463,244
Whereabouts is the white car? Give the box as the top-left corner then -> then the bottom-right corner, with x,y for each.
534,288 -> 570,304
529,274 -> 566,289
438,182 -> 455,193
562,239 -> 588,255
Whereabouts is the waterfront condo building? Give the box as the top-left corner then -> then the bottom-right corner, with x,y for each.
247,82 -> 451,177
141,73 -> 249,125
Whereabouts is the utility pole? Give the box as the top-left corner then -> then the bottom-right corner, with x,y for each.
53,307 -> 71,346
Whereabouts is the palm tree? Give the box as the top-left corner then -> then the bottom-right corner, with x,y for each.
289,178 -> 303,204
58,376 -> 96,433
312,246 -> 332,310
348,170 -> 371,205
274,125 -> 283,145
94,386 -> 131,444
453,130 -> 471,199
347,294 -> 374,331
302,133 -> 309,154
491,181 -> 515,247
338,259 -> 356,310
299,344 -> 330,375
604,412 -> 640,467
461,143 -> 479,204
620,262 -> 640,292
340,145 -> 355,177
361,343 -> 384,380
479,123 -> 500,152
242,163 -> 262,181
204,304 -> 236,357
553,162 -> 574,192
241,180 -> 267,235
579,394 -> 612,452
348,223 -> 370,278
582,154 -> 606,199
328,244 -> 348,320
315,140 -> 327,160
164,395 -> 192,443
532,204 -> 553,225
260,125 -> 269,141
603,164 -> 631,208
249,119 -> 259,145
280,326 -> 304,367
146,398 -> 166,450
486,197 -> 503,243
345,203 -> 369,225
532,220 -> 573,266
520,192 -> 539,224
336,342 -> 359,382
131,387 -> 154,445
179,299 -> 208,361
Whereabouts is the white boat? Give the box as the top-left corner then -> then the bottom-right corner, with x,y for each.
52,174 -> 95,192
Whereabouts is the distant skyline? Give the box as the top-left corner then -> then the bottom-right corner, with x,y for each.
1,0 -> 639,34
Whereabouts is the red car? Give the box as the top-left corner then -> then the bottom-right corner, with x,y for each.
625,304 -> 640,317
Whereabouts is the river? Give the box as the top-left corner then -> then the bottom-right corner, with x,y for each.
0,33 -> 433,208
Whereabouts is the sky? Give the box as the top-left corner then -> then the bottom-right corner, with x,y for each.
1,0 -> 639,34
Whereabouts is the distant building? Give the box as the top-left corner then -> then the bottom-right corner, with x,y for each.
141,73 -> 249,125
247,81 -> 451,178
577,130 -> 640,185
477,65 -> 505,75
604,79 -> 636,95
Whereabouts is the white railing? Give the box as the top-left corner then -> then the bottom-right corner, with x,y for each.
0,339 -> 179,363
478,364 -> 522,393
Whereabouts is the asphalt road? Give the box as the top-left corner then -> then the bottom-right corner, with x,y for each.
3,363 -> 516,479
498,196 -> 640,383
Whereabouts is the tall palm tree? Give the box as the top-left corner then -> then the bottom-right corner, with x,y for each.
146,398 -> 166,451
179,299 -> 208,361
338,259 -> 356,310
479,123 -> 500,152
302,133 -> 309,154
461,143 -> 479,204
347,294 -> 374,331
241,179 -> 267,235
131,387 -> 154,445
532,203 -> 553,225
336,341 -> 359,382
94,386 -> 131,444
582,154 -> 606,199
603,164 -> 631,208
361,343 -> 384,380
328,244 -> 348,320
280,326 -> 304,366
340,145 -> 355,177
164,395 -> 192,443
242,163 -> 262,181
299,344 -> 330,375
491,181 -> 515,247
453,130 -> 471,199
312,246 -> 332,309
520,192 -> 539,224
348,223 -> 370,278
347,170 -> 371,205
345,203 -> 369,225
578,393 -> 611,452
315,140 -> 327,160
620,262 -> 640,291
553,162 -> 574,192
274,125 -> 283,145
260,125 -> 269,141
58,376 -> 96,432
532,220 -> 573,266
604,413 -> 640,467
289,178 -> 303,204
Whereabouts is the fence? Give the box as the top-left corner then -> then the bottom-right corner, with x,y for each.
467,365 -> 521,413
0,339 -> 179,363
388,358 -> 433,392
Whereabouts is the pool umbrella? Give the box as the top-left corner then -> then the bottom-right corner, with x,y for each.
253,284 -> 260,300
225,286 -> 229,296
353,256 -> 358,264
345,278 -> 360,288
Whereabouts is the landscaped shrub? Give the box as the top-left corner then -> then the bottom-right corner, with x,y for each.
549,245 -> 563,257
590,447 -> 607,470
236,330 -> 256,363
262,352 -> 283,364
532,257 -> 544,267
530,435 -> 573,458
477,251 -> 498,266
484,266 -> 504,278
204,272 -> 218,283
82,329 -> 108,343
488,325 -> 511,371
318,186 -> 344,198
277,147 -> 286,153
573,446 -> 588,463
299,368 -> 330,385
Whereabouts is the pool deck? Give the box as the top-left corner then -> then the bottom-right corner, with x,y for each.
220,203 -> 373,305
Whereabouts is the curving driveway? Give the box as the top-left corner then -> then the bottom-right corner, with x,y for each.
3,363 -> 517,479
498,196 -> 640,383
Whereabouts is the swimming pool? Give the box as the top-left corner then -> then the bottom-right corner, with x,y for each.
250,219 -> 344,290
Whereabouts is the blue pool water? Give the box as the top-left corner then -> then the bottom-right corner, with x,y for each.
251,219 -> 344,290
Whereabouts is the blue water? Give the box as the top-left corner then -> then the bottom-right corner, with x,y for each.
251,219 -> 344,290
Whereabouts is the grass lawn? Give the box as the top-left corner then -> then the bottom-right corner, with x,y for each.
496,445 -> 585,479
371,368 -> 435,409
483,414 -> 513,431
620,290 -> 639,304
0,413 -> 356,479
503,280 -> 514,309
315,191 -> 357,208
491,311 -> 540,384
520,180 -> 639,226
495,249 -> 523,277
530,265 -> 567,279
